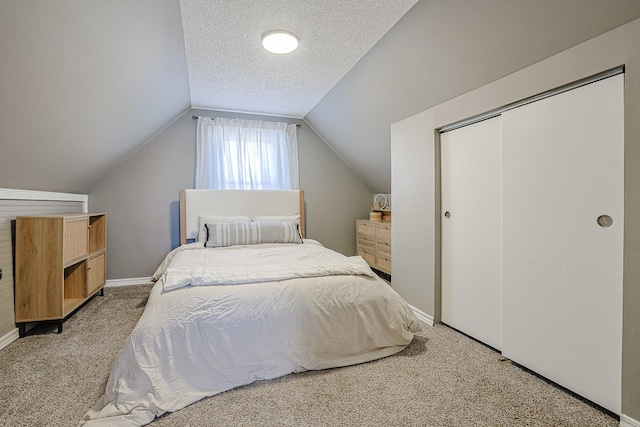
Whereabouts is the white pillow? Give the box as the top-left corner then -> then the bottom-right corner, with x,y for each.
252,213 -> 300,225
197,215 -> 252,242
205,222 -> 303,248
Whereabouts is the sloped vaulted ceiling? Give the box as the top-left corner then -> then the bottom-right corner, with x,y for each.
0,0 -> 191,194
0,0 -> 418,194
305,0 -> 640,193
2,0 -> 640,194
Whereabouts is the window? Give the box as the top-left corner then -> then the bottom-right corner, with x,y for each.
195,117 -> 299,190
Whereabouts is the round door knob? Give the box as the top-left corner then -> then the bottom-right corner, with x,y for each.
597,215 -> 613,228
444,211 -> 451,219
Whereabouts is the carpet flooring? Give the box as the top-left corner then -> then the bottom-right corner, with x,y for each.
0,284 -> 618,426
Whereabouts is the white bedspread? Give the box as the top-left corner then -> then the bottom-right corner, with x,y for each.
80,240 -> 423,426
163,254 -> 376,290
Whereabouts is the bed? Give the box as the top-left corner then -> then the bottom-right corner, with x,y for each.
80,190 -> 423,426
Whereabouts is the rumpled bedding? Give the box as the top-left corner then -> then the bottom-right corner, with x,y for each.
162,253 -> 376,291
80,240 -> 423,426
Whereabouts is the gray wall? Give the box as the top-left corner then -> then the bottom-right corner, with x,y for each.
391,17 -> 640,422
89,109 -> 372,280
306,0 -> 640,193
0,0 -> 190,194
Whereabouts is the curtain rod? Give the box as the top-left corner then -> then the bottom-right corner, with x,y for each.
192,115 -> 301,128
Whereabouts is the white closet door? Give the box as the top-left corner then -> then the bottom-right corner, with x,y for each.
502,75 -> 623,414
441,116 -> 503,350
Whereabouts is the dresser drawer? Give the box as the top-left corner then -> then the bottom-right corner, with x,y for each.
376,254 -> 392,273
357,234 -> 376,251
376,239 -> 391,256
356,218 -> 392,275
357,221 -> 376,237
376,223 -> 391,240
358,249 -> 376,267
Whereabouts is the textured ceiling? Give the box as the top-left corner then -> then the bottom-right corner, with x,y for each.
179,0 -> 419,118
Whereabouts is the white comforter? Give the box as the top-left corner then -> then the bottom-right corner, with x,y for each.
80,240 -> 423,426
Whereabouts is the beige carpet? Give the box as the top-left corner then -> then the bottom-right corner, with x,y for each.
0,284 -> 617,426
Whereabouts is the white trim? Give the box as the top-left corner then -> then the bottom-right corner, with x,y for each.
192,106 -> 303,120
408,304 -> 434,326
140,108 -> 191,148
0,328 -> 19,351
106,277 -> 153,287
439,66 -> 624,133
0,188 -> 87,203
621,414 -> 640,427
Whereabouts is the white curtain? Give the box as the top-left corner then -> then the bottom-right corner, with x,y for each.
195,117 -> 299,190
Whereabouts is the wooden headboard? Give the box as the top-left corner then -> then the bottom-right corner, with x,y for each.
179,189 -> 305,245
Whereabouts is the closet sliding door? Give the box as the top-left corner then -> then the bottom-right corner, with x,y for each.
501,74 -> 623,414
441,116 -> 503,350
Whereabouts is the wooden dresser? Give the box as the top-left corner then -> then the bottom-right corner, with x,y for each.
356,219 -> 391,275
15,213 -> 106,336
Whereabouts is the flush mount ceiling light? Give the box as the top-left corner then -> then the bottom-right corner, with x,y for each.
261,30 -> 299,54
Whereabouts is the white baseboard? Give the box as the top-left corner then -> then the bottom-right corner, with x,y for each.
621,414 -> 640,427
408,304 -> 434,326
106,277 -> 153,287
0,328 -> 19,351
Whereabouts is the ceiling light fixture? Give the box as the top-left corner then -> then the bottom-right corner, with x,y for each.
261,30 -> 299,54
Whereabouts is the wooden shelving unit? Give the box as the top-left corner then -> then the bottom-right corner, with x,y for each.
15,213 -> 107,337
